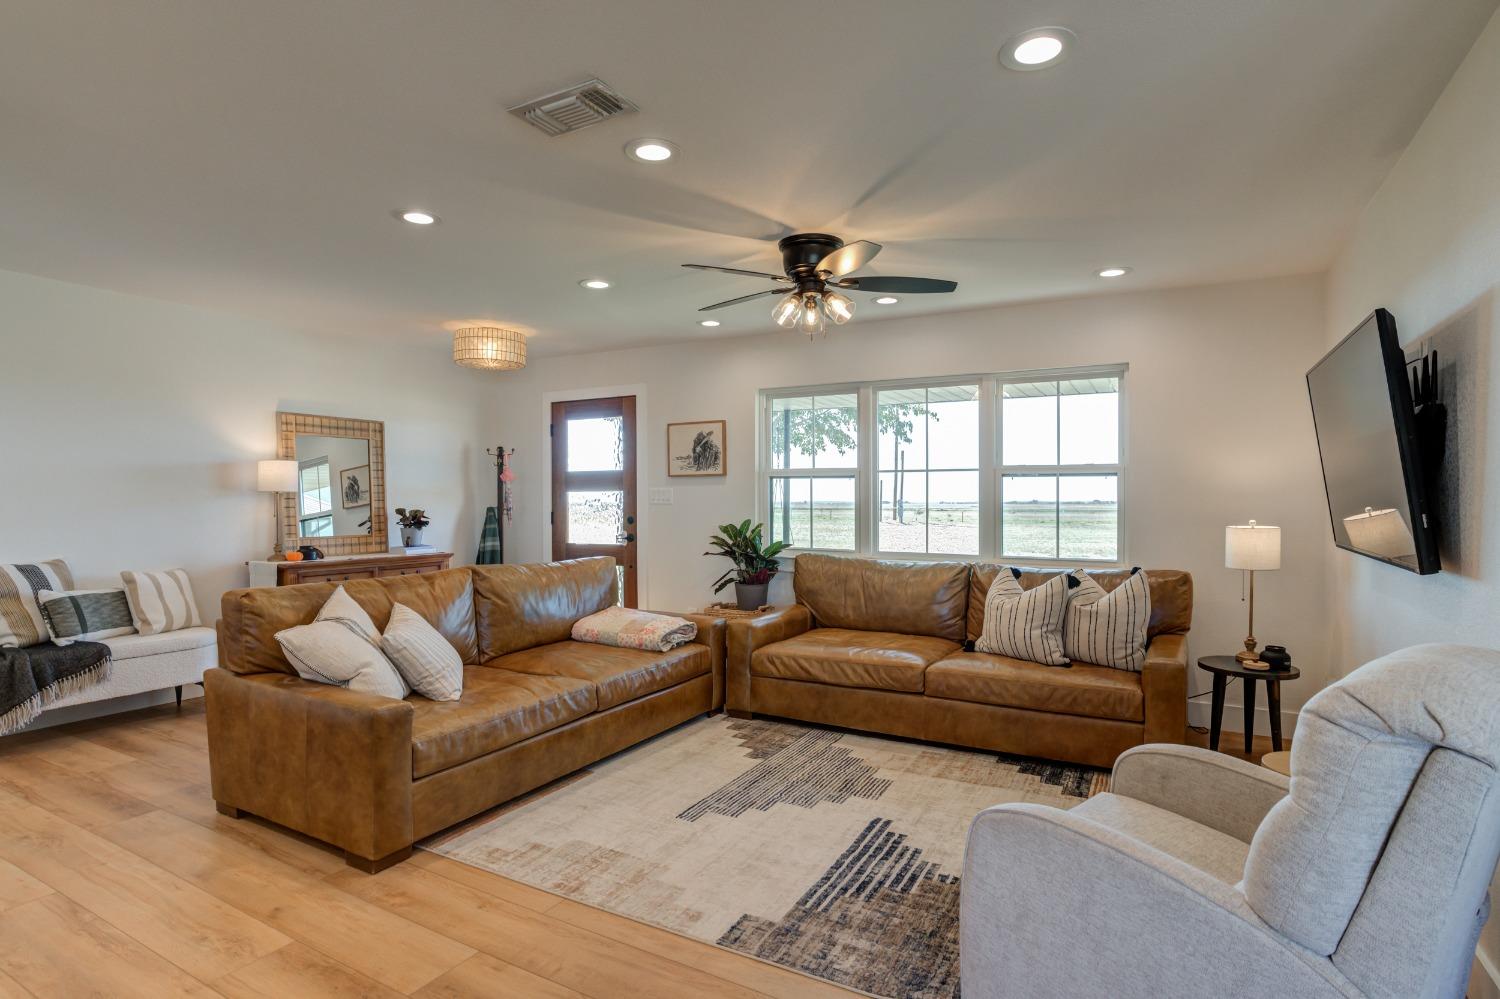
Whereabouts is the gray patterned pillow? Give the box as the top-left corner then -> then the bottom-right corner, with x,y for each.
38,588 -> 137,646
0,559 -> 75,648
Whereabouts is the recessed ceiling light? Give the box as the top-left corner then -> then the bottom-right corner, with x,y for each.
397,210 -> 438,225
699,319 -> 721,327
999,27 -> 1074,70
579,279 -> 611,290
626,139 -> 677,163
874,296 -> 900,305
1097,266 -> 1132,278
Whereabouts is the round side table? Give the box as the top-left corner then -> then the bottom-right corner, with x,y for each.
1197,656 -> 1301,755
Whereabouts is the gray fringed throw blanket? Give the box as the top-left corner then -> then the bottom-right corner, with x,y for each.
0,640 -> 111,736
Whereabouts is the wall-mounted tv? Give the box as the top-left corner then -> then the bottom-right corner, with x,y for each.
1306,308 -> 1439,574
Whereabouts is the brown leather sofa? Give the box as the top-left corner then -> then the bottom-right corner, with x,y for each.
205,558 -> 724,871
727,554 -> 1192,768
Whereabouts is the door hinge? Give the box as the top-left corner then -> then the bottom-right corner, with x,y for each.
549,423 -> 554,437
550,511 -> 554,525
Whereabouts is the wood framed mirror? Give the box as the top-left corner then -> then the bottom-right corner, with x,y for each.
276,412 -> 387,557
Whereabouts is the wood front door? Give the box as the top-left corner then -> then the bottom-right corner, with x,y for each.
551,396 -> 638,606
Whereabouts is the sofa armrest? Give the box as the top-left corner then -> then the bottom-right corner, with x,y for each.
1141,632 -> 1188,744
961,803 -> 1349,999
645,610 -> 727,709
1112,743 -> 1289,843
203,667 -> 415,863
725,605 -> 812,712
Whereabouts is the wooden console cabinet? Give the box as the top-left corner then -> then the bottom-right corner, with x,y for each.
261,551 -> 453,587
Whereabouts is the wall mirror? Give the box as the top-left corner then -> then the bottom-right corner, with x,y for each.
275,412 -> 387,557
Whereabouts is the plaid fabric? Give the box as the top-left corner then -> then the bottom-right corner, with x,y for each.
475,506 -> 503,565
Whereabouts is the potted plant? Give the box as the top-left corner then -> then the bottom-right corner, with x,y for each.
394,507 -> 430,547
705,519 -> 788,610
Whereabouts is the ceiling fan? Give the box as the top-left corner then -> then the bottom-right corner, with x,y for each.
683,233 -> 957,335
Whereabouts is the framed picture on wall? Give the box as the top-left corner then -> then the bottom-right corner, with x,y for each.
667,420 -> 726,477
340,463 -> 372,508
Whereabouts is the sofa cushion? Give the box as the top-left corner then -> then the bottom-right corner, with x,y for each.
967,565 -> 1192,645
1072,793 -> 1251,883
489,639 -> 709,711
752,627 -> 961,693
793,554 -> 969,641
926,650 -> 1144,722
409,667 -> 597,778
472,559 -> 617,660
106,626 -> 216,660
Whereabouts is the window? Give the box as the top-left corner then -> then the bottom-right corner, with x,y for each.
766,392 -> 858,551
760,367 -> 1123,562
298,458 -> 332,536
999,376 -> 1120,561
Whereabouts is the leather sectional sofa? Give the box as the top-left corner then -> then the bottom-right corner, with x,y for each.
727,554 -> 1193,768
205,558 -> 724,872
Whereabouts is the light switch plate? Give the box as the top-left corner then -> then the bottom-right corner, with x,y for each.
649,488 -> 674,505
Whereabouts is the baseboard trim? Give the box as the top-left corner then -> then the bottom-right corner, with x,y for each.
1186,698 -> 1298,739
1472,942 -> 1500,999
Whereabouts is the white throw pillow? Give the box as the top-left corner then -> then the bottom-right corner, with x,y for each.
276,619 -> 409,700
316,585 -> 379,643
380,603 -> 464,701
120,568 -> 202,636
1064,568 -> 1152,671
975,568 -> 1074,666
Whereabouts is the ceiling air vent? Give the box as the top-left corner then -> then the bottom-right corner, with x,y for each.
506,78 -> 638,137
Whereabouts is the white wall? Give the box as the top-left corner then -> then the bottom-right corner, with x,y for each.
0,267 -> 493,635
487,273 -> 1332,722
1322,10 -> 1500,997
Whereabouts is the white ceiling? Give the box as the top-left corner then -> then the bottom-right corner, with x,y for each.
1,1 -> 1494,356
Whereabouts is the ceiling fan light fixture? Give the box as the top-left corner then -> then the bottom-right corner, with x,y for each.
822,290 -> 855,325
1000,27 -> 1074,70
625,138 -> 676,163
799,293 -> 825,336
772,291 -> 802,329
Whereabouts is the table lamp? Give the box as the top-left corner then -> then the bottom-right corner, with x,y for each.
257,459 -> 298,559
1225,520 -> 1281,664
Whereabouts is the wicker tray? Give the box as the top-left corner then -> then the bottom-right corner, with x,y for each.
700,603 -> 776,619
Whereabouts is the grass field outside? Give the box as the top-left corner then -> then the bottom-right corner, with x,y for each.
767,501 -> 1118,560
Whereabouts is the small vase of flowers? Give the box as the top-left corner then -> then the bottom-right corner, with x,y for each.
395,507 -> 430,547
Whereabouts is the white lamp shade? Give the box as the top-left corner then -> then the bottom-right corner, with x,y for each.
1225,521 -> 1281,570
257,459 -> 298,493
1343,507 -> 1416,559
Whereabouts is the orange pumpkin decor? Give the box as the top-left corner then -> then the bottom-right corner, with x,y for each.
284,551 -> 304,562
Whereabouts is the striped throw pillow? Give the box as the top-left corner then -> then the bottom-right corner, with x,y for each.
975,568 -> 1076,667
381,603 -> 463,701
0,559 -> 75,648
1064,568 -> 1152,672
120,569 -> 203,636
37,588 -> 137,645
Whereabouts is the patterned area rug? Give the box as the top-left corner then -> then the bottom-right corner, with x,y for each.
423,716 -> 1108,998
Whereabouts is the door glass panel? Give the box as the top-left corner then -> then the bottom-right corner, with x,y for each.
567,417 -> 624,472
567,490 -> 623,544
1059,475 -> 1118,560
1002,474 -> 1058,558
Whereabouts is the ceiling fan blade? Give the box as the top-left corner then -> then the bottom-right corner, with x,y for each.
840,276 -> 957,294
815,240 -> 883,278
698,288 -> 790,312
682,264 -> 790,282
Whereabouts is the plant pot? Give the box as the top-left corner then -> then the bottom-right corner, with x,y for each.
735,581 -> 769,611
402,527 -> 424,547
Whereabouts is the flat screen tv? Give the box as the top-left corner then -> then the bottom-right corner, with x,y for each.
1307,308 -> 1439,574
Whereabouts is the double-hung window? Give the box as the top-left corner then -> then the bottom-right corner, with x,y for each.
760,366 -> 1124,562
298,458 -> 334,537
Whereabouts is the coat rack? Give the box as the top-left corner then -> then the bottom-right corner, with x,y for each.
483,445 -> 514,564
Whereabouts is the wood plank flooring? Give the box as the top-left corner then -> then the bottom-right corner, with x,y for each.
0,699 -> 1289,997
0,700 -> 855,998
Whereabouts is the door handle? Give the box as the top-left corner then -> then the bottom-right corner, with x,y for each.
624,533 -> 636,543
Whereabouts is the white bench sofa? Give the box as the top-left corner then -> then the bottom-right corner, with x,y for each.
44,626 -> 217,713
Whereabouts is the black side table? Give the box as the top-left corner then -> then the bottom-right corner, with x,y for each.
1197,656 -> 1301,754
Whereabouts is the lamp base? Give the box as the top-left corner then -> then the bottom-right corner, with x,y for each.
1236,649 -> 1259,663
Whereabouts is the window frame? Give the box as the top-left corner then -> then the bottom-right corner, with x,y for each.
757,364 -> 1127,565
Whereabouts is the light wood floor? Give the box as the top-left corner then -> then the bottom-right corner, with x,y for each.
0,700 -> 1288,998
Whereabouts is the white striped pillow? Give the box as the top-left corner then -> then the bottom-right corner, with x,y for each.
380,603 -> 463,701
975,568 -> 1075,667
0,559 -> 75,648
1064,568 -> 1152,672
120,569 -> 203,636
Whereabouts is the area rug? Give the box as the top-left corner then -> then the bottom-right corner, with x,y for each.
423,715 -> 1108,998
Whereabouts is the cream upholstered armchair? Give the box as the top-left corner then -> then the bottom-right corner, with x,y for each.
961,644 -> 1500,999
